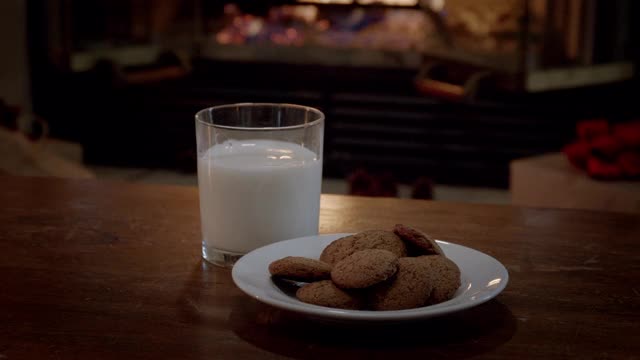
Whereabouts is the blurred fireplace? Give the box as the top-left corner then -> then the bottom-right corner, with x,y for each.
27,0 -> 638,187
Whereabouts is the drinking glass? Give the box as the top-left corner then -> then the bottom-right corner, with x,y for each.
195,103 -> 324,267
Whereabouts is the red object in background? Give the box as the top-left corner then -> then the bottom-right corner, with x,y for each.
613,121 -> 640,148
348,169 -> 398,197
590,134 -> 623,158
348,168 -> 375,196
565,119 -> 640,181
586,157 -> 623,180
577,119 -> 609,141
563,141 -> 591,169
411,176 -> 434,200
618,151 -> 640,178
370,172 -> 398,197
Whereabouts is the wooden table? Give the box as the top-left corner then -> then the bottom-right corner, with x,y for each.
1,176 -> 639,359
511,153 -> 640,214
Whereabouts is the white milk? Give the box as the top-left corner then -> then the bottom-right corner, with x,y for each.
198,139 -> 322,254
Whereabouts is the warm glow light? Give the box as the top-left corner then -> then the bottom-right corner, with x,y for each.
286,28 -> 298,39
216,32 -> 232,45
357,0 -> 418,6
297,0 -> 353,4
297,0 -> 418,6
488,279 -> 501,287
425,0 -> 445,11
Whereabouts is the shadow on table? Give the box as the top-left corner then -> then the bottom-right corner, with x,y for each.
177,260 -> 516,359
229,294 -> 516,359
176,261 -> 236,330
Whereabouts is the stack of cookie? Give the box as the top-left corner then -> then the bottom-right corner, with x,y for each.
268,224 -> 461,311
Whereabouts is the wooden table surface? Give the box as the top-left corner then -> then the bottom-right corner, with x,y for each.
1,176 -> 639,359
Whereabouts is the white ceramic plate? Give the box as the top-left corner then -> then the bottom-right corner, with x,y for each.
232,233 -> 509,322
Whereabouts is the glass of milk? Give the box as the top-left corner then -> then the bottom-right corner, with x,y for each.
195,103 -> 324,267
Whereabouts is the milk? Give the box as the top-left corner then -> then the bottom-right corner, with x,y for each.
198,139 -> 322,254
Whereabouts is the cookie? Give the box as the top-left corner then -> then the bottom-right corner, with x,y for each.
331,249 -> 399,289
420,255 -> 461,304
296,280 -> 362,310
268,256 -> 332,281
369,257 -> 434,310
319,230 -> 407,265
393,224 -> 444,256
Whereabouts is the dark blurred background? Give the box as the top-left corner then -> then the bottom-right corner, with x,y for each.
1,0 -> 638,193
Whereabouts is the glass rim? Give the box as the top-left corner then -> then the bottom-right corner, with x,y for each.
195,103 -> 324,131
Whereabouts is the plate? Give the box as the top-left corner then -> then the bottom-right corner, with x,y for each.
231,233 -> 508,322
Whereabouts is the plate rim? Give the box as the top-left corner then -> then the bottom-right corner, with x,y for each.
231,233 -> 509,321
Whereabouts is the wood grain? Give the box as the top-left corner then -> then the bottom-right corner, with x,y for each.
0,176 -> 639,359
